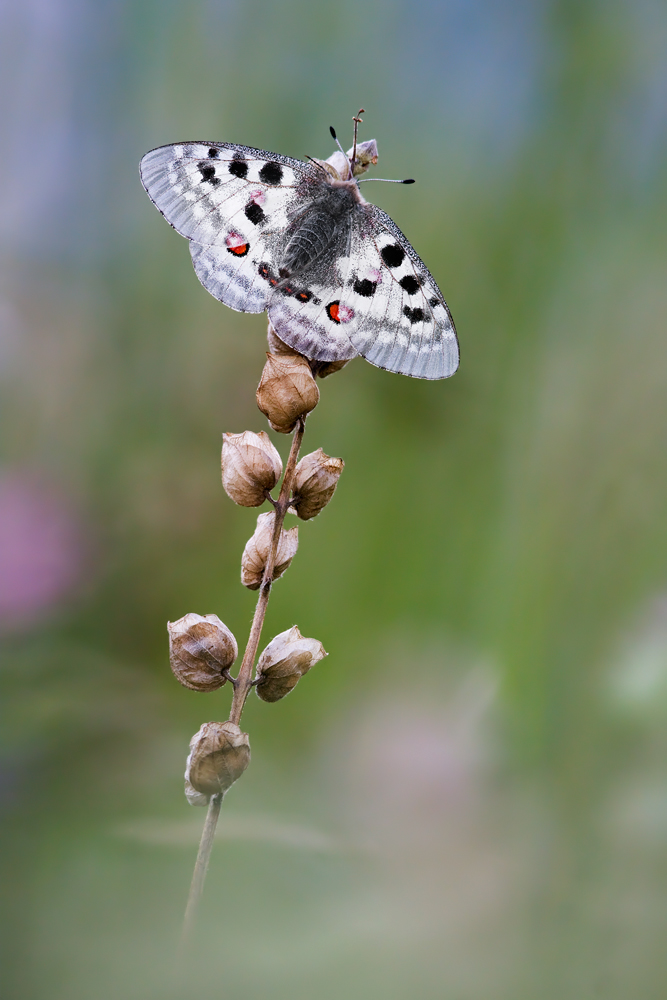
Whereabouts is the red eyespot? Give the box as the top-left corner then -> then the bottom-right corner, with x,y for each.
326,301 -> 340,323
228,243 -> 249,256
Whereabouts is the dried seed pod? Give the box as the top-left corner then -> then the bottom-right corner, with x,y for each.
184,778 -> 209,807
291,448 -> 344,520
256,353 -> 320,433
185,721 -> 251,802
221,430 -> 282,507
168,613 -> 238,692
241,511 -> 299,589
255,625 -> 327,702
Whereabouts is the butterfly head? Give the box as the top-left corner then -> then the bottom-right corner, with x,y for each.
312,139 -> 378,185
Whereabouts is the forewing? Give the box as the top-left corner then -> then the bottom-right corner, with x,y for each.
140,142 -> 318,245
344,207 -> 459,379
140,142 -> 324,313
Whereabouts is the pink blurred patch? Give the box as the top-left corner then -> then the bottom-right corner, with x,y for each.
0,472 -> 83,630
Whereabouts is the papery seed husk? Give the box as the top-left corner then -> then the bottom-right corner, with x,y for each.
168,613 -> 238,692
255,625 -> 327,702
185,721 -> 250,799
221,430 -> 282,507
256,353 -> 320,433
291,448 -> 344,520
184,777 -> 209,807
241,511 -> 299,590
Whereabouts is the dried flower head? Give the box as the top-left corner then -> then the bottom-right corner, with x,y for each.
291,448 -> 344,520
185,721 -> 251,803
221,430 -> 282,507
168,613 -> 238,692
241,511 -> 299,590
255,625 -> 327,702
256,353 -> 320,433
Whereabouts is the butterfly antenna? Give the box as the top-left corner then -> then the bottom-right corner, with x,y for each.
329,125 -> 353,179
305,155 -> 328,174
350,108 -> 364,175
358,177 -> 416,184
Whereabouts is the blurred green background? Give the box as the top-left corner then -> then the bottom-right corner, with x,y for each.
2,0 -> 667,997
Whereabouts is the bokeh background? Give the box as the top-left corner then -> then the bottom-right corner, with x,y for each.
2,0 -> 667,997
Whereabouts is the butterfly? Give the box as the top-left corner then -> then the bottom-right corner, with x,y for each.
139,113 -> 458,380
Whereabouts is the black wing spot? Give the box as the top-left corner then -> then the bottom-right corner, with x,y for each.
353,278 -> 377,297
198,162 -> 220,185
429,297 -> 440,307
259,162 -> 283,185
403,305 -> 425,324
296,290 -> 313,303
245,202 -> 265,225
399,275 -> 421,295
208,148 -> 218,158
381,244 -> 405,268
229,157 -> 248,179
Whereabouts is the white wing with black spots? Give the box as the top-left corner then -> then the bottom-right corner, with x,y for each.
140,142 -> 325,313
140,142 -> 320,245
267,250 -> 359,361
341,207 -> 458,379
140,136 -> 459,380
264,205 -> 458,378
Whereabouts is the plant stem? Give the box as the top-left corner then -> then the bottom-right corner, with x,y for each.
180,791 -> 223,950
180,416 -> 306,942
228,416 -> 305,726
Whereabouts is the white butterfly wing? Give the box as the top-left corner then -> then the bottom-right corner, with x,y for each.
267,206 -> 458,379
140,142 -> 322,313
267,248 -> 359,362
343,207 -> 458,379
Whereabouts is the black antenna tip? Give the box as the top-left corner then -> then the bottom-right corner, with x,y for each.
403,178 -> 416,184
329,126 -> 337,139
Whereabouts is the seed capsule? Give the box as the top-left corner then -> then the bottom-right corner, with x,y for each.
221,430 -> 283,507
185,721 -> 251,803
255,625 -> 327,702
167,613 -> 238,692
256,353 -> 320,433
291,448 -> 344,520
241,511 -> 299,590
